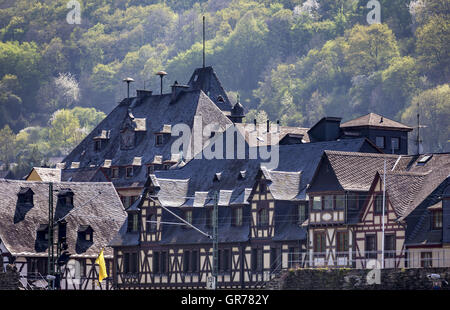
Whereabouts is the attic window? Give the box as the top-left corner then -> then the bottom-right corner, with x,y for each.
78,225 -> 94,242
18,187 -> 34,205
238,171 -> 246,180
126,167 -> 133,178
214,172 -> 222,182
418,155 -> 433,165
147,165 -> 155,175
94,140 -> 102,152
37,224 -> 49,241
155,134 -> 164,146
111,167 -> 119,179
193,74 -> 198,82
432,210 -> 443,230
217,95 -> 224,103
58,189 -> 74,207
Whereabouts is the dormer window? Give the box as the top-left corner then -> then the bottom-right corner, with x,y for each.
259,181 -> 267,194
374,194 -> 384,214
146,213 -> 157,232
257,205 -> 269,228
120,127 -> 135,150
184,210 -> 193,226
155,134 -> 164,146
111,167 -> 119,179
127,212 -> 139,232
37,224 -> 49,241
94,140 -> 102,152
18,187 -> 34,205
126,167 -> 133,178
232,207 -> 243,227
58,189 -> 74,207
298,204 -> 307,224
147,165 -> 155,175
78,225 -> 94,242
432,210 -> 443,230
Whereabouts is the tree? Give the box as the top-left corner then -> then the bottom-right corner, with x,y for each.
0,125 -> 16,164
48,109 -> 84,155
415,15 -> 450,83
401,84 -> 450,153
344,24 -> 399,76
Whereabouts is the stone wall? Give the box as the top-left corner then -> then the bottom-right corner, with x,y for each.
280,268 -> 450,290
0,264 -> 20,290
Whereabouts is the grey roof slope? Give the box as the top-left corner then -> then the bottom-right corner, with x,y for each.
110,137 -> 377,247
404,176 -> 450,246
324,151 -> 401,192
62,89 -> 233,189
0,179 -> 126,258
0,170 -> 12,179
341,113 -> 413,131
187,66 -> 233,113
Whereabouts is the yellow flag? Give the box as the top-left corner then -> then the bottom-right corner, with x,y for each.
95,249 -> 108,283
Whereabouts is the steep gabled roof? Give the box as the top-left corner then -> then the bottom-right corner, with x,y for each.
323,151 -> 401,192
62,89 -> 233,189
27,167 -> 61,182
341,113 -> 413,131
0,179 -> 126,258
187,66 -> 233,113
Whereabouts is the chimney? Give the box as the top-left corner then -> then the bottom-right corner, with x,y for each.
267,119 -> 270,133
170,80 -> 189,102
277,120 -> 280,132
136,90 -> 152,99
254,119 -> 257,131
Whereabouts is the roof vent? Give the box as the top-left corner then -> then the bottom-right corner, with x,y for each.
156,71 -> 167,95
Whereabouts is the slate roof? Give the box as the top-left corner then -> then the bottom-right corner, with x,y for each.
235,123 -> 310,146
324,151 -> 401,192
0,170 -> 12,179
110,137 -> 378,247
341,113 -> 413,131
62,89 -> 233,189
187,66 -> 233,113
0,179 -> 126,258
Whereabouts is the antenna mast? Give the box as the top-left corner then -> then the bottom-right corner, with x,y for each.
203,15 -> 206,68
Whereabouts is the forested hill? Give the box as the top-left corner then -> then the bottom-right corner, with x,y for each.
0,0 -> 448,174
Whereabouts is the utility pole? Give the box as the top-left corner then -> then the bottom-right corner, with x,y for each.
381,159 -> 386,269
47,182 -> 55,289
212,190 -> 218,290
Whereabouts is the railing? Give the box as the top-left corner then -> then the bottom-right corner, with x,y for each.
286,250 -> 450,269
23,272 -> 49,290
254,254 -> 284,289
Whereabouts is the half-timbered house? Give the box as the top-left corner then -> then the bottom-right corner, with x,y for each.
0,179 -> 126,290
110,134 -> 382,289
307,151 -> 450,269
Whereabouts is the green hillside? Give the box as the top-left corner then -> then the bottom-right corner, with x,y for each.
0,0 -> 448,175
